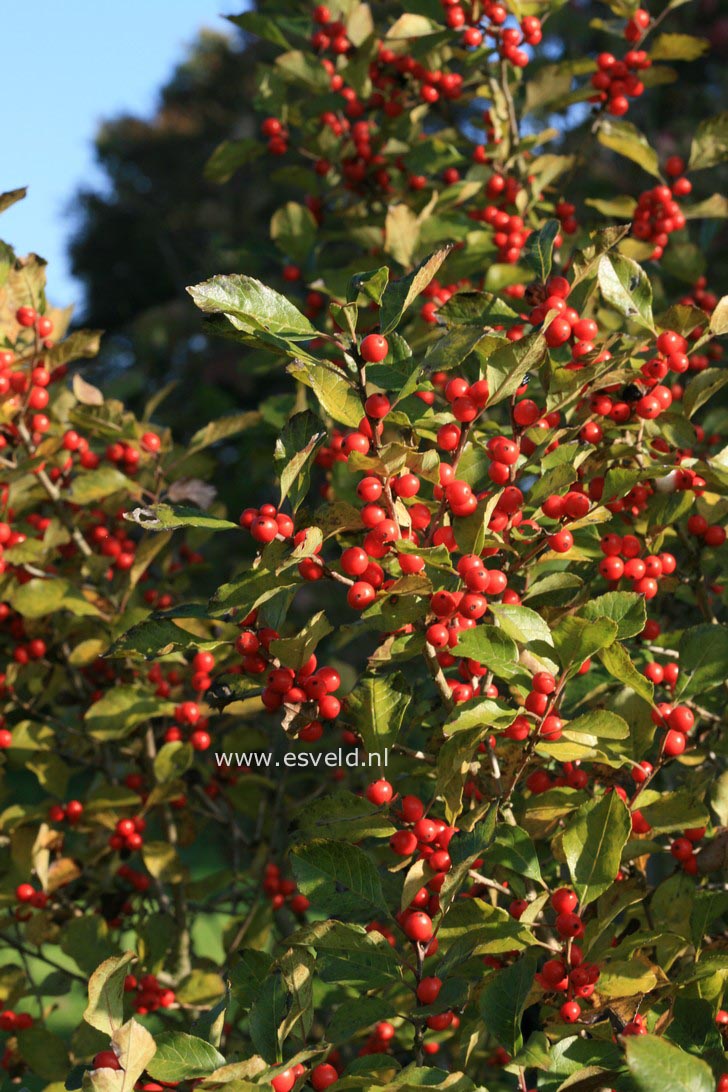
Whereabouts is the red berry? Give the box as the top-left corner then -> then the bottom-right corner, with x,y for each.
311,1063 -> 339,1090
360,334 -> 389,363
93,1051 -> 122,1071
404,911 -> 434,943
366,779 -> 393,806
560,1001 -> 581,1023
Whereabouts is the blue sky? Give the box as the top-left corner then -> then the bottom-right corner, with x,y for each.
1,1 -> 238,313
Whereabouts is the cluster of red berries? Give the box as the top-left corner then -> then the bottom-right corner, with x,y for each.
643,657 -> 679,690
632,176 -> 688,261
440,1 -> 541,67
13,306 -> 54,339
272,1060 -> 339,1091
598,533 -> 677,599
263,861 -> 310,915
164,702 -> 212,751
0,1011 -> 33,1032
686,513 -> 727,548
668,825 -> 706,875
469,175 -> 530,265
260,116 -> 289,156
528,275 -> 602,356
310,4 -> 351,56
236,618 -> 342,739
240,502 -> 294,544
372,43 -> 463,112
357,1019 -> 400,1057
14,883 -> 48,913
530,895 -> 600,1024
589,45 -> 651,116
651,701 -> 696,759
108,814 -> 146,852
47,799 -> 84,825
123,973 -> 176,1015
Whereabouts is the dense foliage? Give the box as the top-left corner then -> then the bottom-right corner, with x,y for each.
1,3 -> 728,1092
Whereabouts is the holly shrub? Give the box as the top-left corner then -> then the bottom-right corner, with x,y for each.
1,3 -> 728,1092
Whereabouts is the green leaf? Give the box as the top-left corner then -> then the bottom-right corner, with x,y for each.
581,591 -> 646,639
597,119 -> 661,178
276,49 -> 331,91
328,997 -> 394,1043
204,138 -> 264,184
453,625 -> 521,680
346,673 -> 411,757
154,742 -> 193,784
625,1035 -> 713,1092
674,624 -> 728,698
683,368 -> 728,418
710,295 -> 728,335
111,1018 -> 157,1090
269,611 -> 333,671
586,195 -> 638,219
146,1032 -> 225,1082
489,602 -> 554,648
440,804 -> 499,912
524,218 -> 560,283
291,839 -> 389,917
566,711 -> 629,739
384,203 -> 419,268
287,921 -> 401,988
484,331 -> 548,407
270,202 -> 318,264
16,1026 -> 69,1082
380,246 -> 452,334
209,562 -> 299,618
69,467 -> 139,505
348,266 -> 389,305
127,504 -> 239,532
7,577 -> 100,620
598,253 -> 654,330
479,950 -> 539,1056
650,32 -> 709,61
228,10 -> 295,48
688,111 -> 728,171
295,790 -> 396,842
273,410 -> 327,512
83,951 -> 135,1036
249,972 -> 290,1063
639,790 -> 709,835
230,951 -> 274,1009
489,824 -> 543,883
288,360 -> 362,427
599,641 -> 654,704
187,410 -> 260,454
562,792 -> 631,907
0,186 -> 27,214
187,274 -> 315,340
552,616 -> 618,671
85,686 -> 175,742
437,290 -> 519,325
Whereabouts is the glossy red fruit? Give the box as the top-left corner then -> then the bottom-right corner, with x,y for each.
560,1001 -> 581,1023
366,779 -> 393,806
663,729 -> 686,757
549,530 -> 573,554
93,1051 -> 122,1071
416,976 -> 442,1004
271,1068 -> 296,1092
360,334 -> 389,363
311,1063 -> 339,1089
550,888 -> 577,914
404,911 -> 434,943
